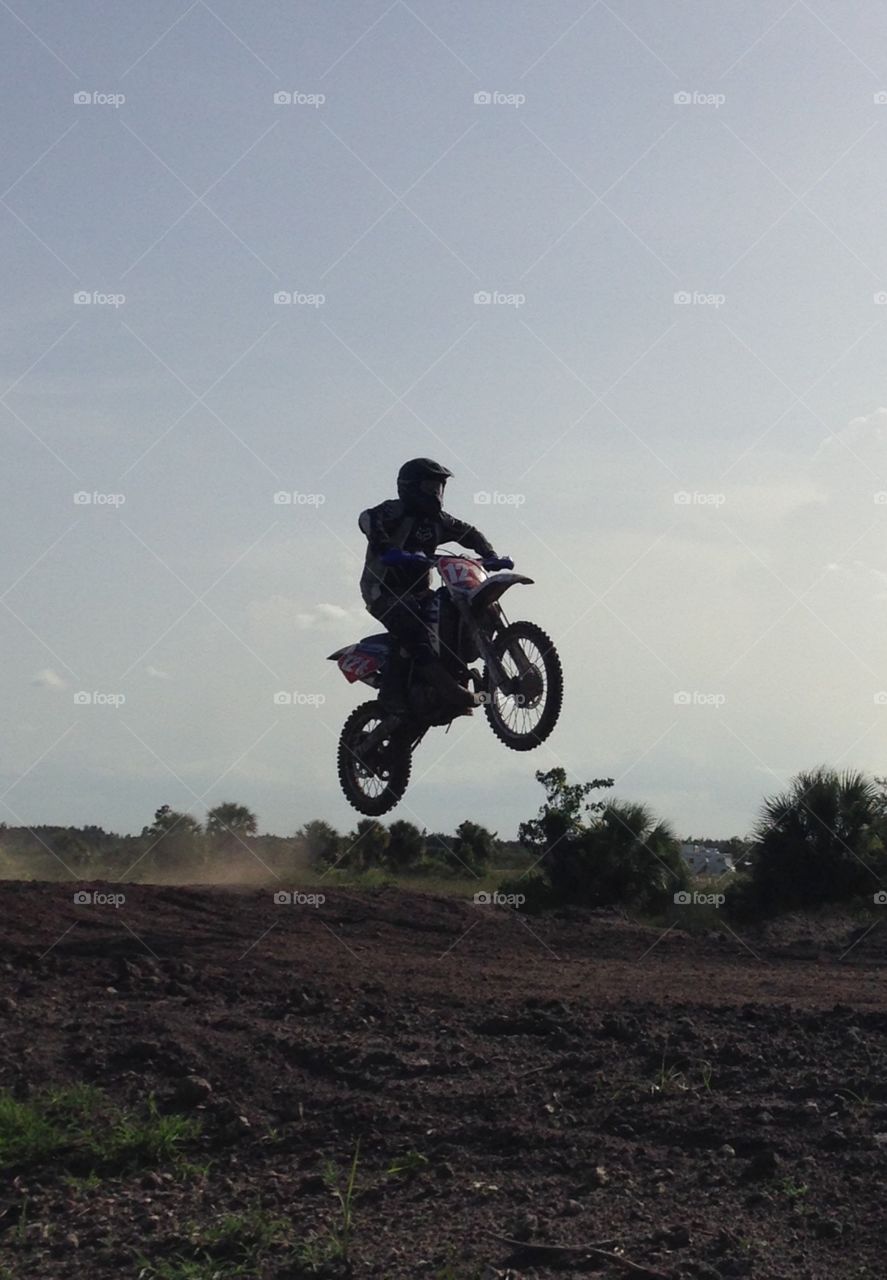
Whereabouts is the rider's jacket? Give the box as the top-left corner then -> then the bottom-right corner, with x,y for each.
359,499 -> 495,605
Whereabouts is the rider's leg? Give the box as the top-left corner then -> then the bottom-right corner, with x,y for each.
378,644 -> 409,711
369,592 -> 427,711
419,659 -> 479,711
374,592 -> 479,712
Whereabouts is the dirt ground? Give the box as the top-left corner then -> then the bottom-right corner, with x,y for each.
1,880 -> 886,1279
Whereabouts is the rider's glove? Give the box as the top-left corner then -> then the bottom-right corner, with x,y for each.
380,548 -> 429,567
485,555 -> 514,571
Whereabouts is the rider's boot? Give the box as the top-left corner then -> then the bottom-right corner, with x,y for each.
421,661 -> 481,716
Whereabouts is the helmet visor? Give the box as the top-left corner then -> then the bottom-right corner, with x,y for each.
418,478 -> 445,503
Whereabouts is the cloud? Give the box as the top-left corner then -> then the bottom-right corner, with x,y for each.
146,665 -> 171,679
730,478 -> 827,523
811,558 -> 887,602
247,594 -> 362,638
815,406 -> 887,458
296,603 -> 351,628
32,668 -> 66,689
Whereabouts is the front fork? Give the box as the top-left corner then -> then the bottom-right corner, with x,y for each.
466,601 -> 529,695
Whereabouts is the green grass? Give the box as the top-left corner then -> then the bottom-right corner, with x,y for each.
139,1203 -> 343,1279
836,1088 -> 873,1112
386,1148 -> 429,1179
138,1262 -> 237,1280
650,1050 -> 688,1096
137,1142 -> 367,1279
0,845 -> 532,897
315,865 -> 527,897
776,1176 -> 810,1201
433,1257 -> 489,1280
0,1086 -> 201,1176
202,1208 -> 290,1255
322,1139 -> 361,1260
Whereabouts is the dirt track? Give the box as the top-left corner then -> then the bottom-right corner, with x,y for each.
1,881 -> 886,1278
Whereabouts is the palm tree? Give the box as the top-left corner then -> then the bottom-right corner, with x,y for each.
298,819 -> 344,869
344,819 -> 389,871
551,800 -> 687,913
385,820 -> 426,871
141,804 -> 205,872
206,802 -> 258,852
752,768 -> 883,910
594,801 -> 688,912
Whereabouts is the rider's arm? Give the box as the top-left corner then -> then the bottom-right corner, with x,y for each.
359,503 -> 397,555
439,512 -> 496,560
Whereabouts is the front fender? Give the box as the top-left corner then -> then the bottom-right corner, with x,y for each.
467,573 -> 534,612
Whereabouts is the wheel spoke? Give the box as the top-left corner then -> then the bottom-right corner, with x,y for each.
339,702 -> 412,814
482,622 -> 562,751
492,639 -> 548,733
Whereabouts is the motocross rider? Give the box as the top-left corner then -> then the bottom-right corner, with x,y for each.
359,458 -> 512,713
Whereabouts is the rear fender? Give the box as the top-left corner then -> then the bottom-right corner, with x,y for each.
327,635 -> 391,685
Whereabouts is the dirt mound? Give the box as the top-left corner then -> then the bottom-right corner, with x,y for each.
1,882 -> 886,1278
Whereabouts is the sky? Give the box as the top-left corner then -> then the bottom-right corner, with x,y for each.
4,0 -> 887,842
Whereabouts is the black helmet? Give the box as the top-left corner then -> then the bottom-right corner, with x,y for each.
397,457 -> 453,517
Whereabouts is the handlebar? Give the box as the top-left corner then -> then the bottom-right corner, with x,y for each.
420,552 -> 514,569
381,549 -> 514,571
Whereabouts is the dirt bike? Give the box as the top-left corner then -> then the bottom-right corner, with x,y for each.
328,553 -> 563,815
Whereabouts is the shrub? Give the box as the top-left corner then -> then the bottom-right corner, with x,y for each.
743,767 -> 887,914
298,819 -> 344,870
548,801 -> 688,914
513,769 -> 687,914
497,871 -> 553,914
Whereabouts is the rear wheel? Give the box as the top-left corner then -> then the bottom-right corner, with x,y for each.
483,621 -> 563,750
337,701 -> 412,815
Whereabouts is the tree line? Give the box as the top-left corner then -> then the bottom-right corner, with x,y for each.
505,766 -> 887,919
0,805 -> 518,881
2,765 -> 886,919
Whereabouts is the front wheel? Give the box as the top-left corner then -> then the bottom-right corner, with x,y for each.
337,702 -> 412,815
483,621 -> 563,751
